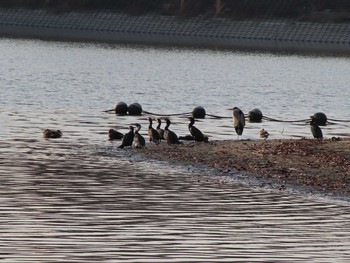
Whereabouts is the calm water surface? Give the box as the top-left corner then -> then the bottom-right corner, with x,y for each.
1,38 -> 350,262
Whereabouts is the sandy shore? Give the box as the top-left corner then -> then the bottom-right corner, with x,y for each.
140,138 -> 350,199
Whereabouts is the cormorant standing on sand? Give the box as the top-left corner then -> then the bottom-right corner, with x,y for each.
147,117 -> 161,143
156,118 -> 165,140
118,126 -> 134,148
133,123 -> 146,148
164,118 -> 181,145
310,116 -> 323,139
188,117 -> 208,142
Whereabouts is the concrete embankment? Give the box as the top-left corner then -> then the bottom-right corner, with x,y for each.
0,8 -> 350,54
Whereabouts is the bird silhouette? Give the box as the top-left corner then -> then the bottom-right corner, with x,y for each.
228,107 -> 245,139
310,116 -> 323,139
132,123 -> 146,148
164,118 -> 181,144
108,129 -> 124,140
147,117 -> 161,143
188,117 -> 208,142
118,126 -> 134,148
43,129 -> 62,139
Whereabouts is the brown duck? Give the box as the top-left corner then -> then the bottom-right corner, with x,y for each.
43,129 -> 62,139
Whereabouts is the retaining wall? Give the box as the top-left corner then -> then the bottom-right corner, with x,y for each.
0,8 -> 350,54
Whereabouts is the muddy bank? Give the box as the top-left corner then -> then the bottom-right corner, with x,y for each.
139,138 -> 350,199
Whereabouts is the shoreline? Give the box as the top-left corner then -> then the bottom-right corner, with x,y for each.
0,8 -> 349,55
138,138 -> 350,201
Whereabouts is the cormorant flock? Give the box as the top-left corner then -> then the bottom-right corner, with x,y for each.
43,107 -> 326,145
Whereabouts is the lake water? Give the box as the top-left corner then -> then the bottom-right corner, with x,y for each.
1,38 -> 350,262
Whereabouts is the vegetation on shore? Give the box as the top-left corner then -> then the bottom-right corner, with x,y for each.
1,0 -> 350,22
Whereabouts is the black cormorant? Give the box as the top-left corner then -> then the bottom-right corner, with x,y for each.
118,126 -> 134,148
147,117 -> 161,143
188,117 -> 208,142
164,118 -> 181,145
133,123 -> 146,148
156,118 -> 165,140
310,116 -> 323,139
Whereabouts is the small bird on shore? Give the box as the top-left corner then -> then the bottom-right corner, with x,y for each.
228,107 -> 245,139
147,117 -> 161,143
164,118 -> 181,145
156,118 -> 165,140
108,129 -> 124,140
132,123 -> 146,148
310,116 -> 323,139
118,125 -> 134,148
43,129 -> 62,139
258,128 -> 269,139
188,117 -> 208,142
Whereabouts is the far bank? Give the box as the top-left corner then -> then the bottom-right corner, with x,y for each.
0,8 -> 349,55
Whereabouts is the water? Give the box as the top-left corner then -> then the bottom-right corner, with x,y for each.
1,38 -> 350,262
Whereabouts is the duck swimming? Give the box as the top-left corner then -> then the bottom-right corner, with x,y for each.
43,129 -> 62,139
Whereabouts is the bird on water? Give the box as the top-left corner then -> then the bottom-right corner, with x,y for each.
258,128 -> 269,139
132,123 -> 146,148
118,125 -> 134,148
310,116 -> 323,139
147,117 -> 161,143
43,129 -> 62,139
188,117 -> 208,142
156,118 -> 165,140
108,129 -> 124,140
228,107 -> 245,139
164,118 -> 181,144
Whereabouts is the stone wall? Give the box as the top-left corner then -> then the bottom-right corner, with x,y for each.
0,8 -> 349,54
